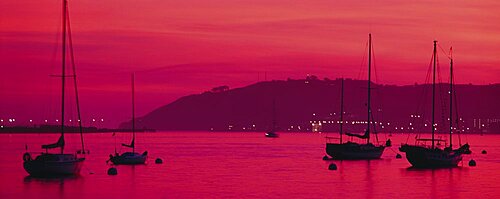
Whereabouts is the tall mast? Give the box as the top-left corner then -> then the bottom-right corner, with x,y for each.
449,47 -> 453,148
66,0 -> 85,154
339,78 -> 344,144
366,33 -> 372,144
272,98 -> 276,131
60,0 -> 68,154
432,40 -> 437,149
132,73 -> 135,153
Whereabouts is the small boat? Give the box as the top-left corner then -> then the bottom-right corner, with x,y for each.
265,99 -> 279,138
325,34 -> 385,160
399,41 -> 471,168
265,131 -> 279,138
109,73 -> 147,165
23,0 -> 86,176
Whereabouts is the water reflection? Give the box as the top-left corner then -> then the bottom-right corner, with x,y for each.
23,175 -> 82,198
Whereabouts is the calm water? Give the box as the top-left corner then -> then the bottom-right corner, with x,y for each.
0,132 -> 498,198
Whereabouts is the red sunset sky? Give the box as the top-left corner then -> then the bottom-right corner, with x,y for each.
1,0 -> 499,127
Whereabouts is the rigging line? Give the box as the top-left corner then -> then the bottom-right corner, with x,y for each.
357,41 -> 369,80
66,2 -> 86,154
371,41 -> 380,84
437,44 -> 452,60
436,52 -> 448,132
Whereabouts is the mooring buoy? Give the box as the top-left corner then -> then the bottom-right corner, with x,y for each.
328,163 -> 338,170
482,150 -> 487,154
468,159 -> 477,167
107,167 -> 118,175
155,158 -> 163,164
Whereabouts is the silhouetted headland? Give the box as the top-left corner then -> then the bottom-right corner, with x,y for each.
120,76 -> 500,133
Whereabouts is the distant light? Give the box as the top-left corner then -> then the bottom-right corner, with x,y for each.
92,119 -> 96,122
8,119 -> 12,122
12,119 -> 15,122
44,120 -> 48,123
0,119 -> 3,122
312,113 -> 316,116
0,126 -> 3,128
69,119 -> 72,122
55,119 -> 58,122
78,119 -> 81,122
29,120 -> 32,123
101,119 -> 104,122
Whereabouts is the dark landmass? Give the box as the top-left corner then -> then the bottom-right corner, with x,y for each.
118,77 -> 499,133
0,125 -> 155,133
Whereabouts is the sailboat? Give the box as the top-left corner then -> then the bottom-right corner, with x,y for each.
325,34 -> 385,159
109,73 -> 148,165
23,0 -> 86,176
399,41 -> 471,168
265,99 -> 279,138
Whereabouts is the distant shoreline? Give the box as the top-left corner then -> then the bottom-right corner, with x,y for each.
0,125 -> 155,134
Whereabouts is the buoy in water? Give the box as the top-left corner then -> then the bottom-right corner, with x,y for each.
328,163 -> 337,170
385,139 -> 392,147
322,155 -> 330,160
482,150 -> 487,154
155,158 -> 163,164
468,159 -> 477,167
396,154 -> 402,159
107,167 -> 118,175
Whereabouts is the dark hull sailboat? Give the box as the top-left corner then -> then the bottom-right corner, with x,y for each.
399,41 -> 471,168
24,154 -> 84,176
325,34 -> 385,160
399,144 -> 470,168
109,74 -> 147,165
23,0 -> 86,177
110,152 -> 147,165
326,142 -> 384,160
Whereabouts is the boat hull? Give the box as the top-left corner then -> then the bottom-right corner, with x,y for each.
326,142 -> 385,160
23,153 -> 84,176
265,132 -> 279,138
110,152 -> 147,165
399,144 -> 464,168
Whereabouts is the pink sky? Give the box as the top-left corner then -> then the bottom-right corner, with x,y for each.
1,0 -> 499,127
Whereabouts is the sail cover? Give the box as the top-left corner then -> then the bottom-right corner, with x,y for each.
42,135 -> 65,149
345,130 -> 370,139
122,138 -> 135,148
